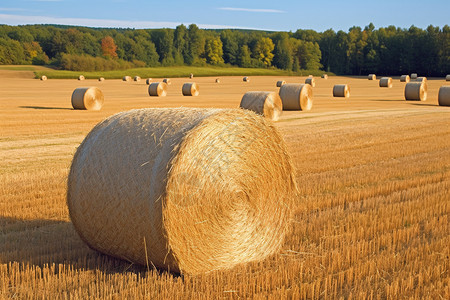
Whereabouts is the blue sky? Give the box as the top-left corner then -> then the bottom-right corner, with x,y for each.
0,0 -> 448,32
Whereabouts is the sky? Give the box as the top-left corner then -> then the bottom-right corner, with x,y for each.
0,0 -> 449,32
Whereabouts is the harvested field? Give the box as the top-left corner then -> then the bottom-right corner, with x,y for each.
0,70 -> 448,299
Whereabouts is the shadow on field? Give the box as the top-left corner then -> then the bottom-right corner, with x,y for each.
408,103 -> 440,107
0,216 -> 167,276
369,99 -> 406,102
19,106 -> 73,110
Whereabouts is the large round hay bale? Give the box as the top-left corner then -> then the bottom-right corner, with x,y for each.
67,108 -> 296,275
215,78 -> 220,83
279,83 -> 313,111
333,84 -> 350,98
305,77 -> 316,87
416,77 -> 427,83
98,77 -> 105,82
239,91 -> 283,121
123,76 -> 131,82
134,76 -> 141,82
146,78 -> 152,85
71,87 -> 104,110
182,82 -> 199,96
404,82 -> 427,101
189,73 -> 194,79
163,78 -> 171,85
40,75 -> 47,81
78,75 -> 85,81
243,76 -> 250,82
368,74 -> 376,80
400,75 -> 410,83
438,86 -> 450,106
446,75 -> 450,81
379,77 -> 393,88
276,80 -> 286,87
411,73 -> 418,80
321,74 -> 328,79
148,82 -> 168,97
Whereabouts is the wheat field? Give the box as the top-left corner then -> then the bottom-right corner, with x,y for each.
0,70 -> 449,299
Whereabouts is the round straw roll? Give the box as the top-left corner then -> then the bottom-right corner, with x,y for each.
189,73 -> 194,79
98,77 -> 105,82
239,91 -> 283,121
321,74 -> 328,79
148,82 -> 168,97
40,75 -> 47,81
368,74 -> 376,80
279,83 -> 313,111
333,84 -> 350,98
416,77 -> 427,83
78,75 -> 85,81
67,108 -> 297,275
123,76 -> 131,82
446,75 -> 450,81
305,77 -> 316,87
379,77 -> 393,88
243,76 -> 250,82
71,87 -> 104,110
134,76 -> 141,82
146,78 -> 152,85
411,73 -> 418,80
438,86 -> 450,106
276,80 -> 286,87
163,78 -> 171,85
404,82 -> 427,101
182,82 -> 199,96
400,75 -> 410,83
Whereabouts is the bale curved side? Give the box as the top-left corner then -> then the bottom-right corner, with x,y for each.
400,75 -> 410,83
305,77 -> 316,87
182,82 -> 200,96
67,108 -> 297,275
71,87 -> 104,110
239,91 -> 283,121
438,86 -> 450,106
405,82 -> 427,101
333,84 -> 350,98
279,83 -> 313,111
379,77 -> 393,88
148,82 -> 168,97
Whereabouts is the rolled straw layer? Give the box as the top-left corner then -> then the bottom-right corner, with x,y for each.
279,83 -> 313,111
438,86 -> 450,106
67,107 -> 297,275
404,82 -> 427,101
333,84 -> 350,98
71,87 -> 104,110
148,82 -> 168,97
239,91 -> 283,121
182,82 -> 200,96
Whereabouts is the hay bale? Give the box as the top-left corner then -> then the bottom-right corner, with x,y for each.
379,77 -> 393,88
308,75 -> 313,77
368,74 -> 376,80
239,91 -> 283,121
182,82 -> 199,96
40,75 -> 47,81
438,86 -> 450,106
333,84 -> 350,98
123,76 -> 131,82
243,76 -> 250,82
400,75 -> 410,83
134,76 -> 141,82
146,78 -> 152,85
321,74 -> 328,79
98,77 -> 105,82
404,82 -> 427,101
148,82 -> 168,97
276,80 -> 286,87
411,73 -> 418,80
416,77 -> 427,82
279,83 -> 313,111
446,75 -> 450,81
305,77 -> 316,87
189,73 -> 194,79
71,87 -> 104,110
67,107 -> 297,275
215,78 -> 220,83
163,78 -> 171,85
78,75 -> 85,81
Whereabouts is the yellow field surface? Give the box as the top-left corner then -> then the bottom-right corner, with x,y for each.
1,70 -> 449,298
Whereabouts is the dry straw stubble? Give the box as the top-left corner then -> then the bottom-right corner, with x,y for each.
404,82 -> 427,101
71,87 -> 104,110
279,83 -> 313,111
438,86 -> 450,106
379,77 -> 393,88
148,82 -> 168,97
182,82 -> 199,96
67,107 -> 297,275
239,91 -> 283,121
400,75 -> 410,83
333,84 -> 350,98
305,77 -> 316,87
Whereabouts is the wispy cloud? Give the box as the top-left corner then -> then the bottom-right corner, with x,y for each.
218,7 -> 285,13
30,0 -> 63,2
0,7 -> 28,12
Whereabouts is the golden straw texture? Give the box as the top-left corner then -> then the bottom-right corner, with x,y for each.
146,78 -> 152,85
305,77 -> 316,87
333,84 -> 350,98
134,76 -> 141,82
163,78 -> 171,85
148,82 -> 168,97
321,74 -> 328,79
67,108 -> 297,275
123,76 -> 131,82
78,75 -> 85,81
400,75 -> 410,83
438,86 -> 450,106
368,74 -> 376,80
243,76 -> 250,82
276,80 -> 286,87
182,82 -> 200,96
239,91 -> 283,121
411,73 -> 418,80
404,82 -> 427,101
71,87 -> 104,110
40,75 -> 47,81
279,83 -> 313,111
379,77 -> 393,88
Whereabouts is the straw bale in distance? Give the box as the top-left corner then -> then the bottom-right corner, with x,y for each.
305,77 -> 316,87
368,74 -> 376,80
98,77 -> 105,82
404,82 -> 427,101
276,80 -> 286,87
67,107 -> 297,275
321,74 -> 328,79
163,78 -> 171,85
78,75 -> 85,81
182,82 -> 200,96
411,73 -> 418,80
148,82 -> 168,97
379,77 -> 393,88
71,87 -> 104,110
446,75 -> 450,81
123,76 -> 131,82
416,77 -> 427,83
243,76 -> 250,82
400,75 -> 410,83
215,78 -> 220,83
333,84 -> 350,98
189,73 -> 194,79
239,91 -> 283,121
40,75 -> 47,81
146,78 -> 152,85
438,86 -> 450,106
279,83 -> 313,111
134,76 -> 141,82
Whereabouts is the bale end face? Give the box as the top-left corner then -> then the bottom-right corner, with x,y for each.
71,87 -> 104,110
438,86 -> 450,106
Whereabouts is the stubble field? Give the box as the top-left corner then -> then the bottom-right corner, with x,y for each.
0,70 -> 449,299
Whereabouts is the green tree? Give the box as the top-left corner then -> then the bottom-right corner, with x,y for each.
237,45 -> 252,68
205,36 -> 224,65
221,30 -> 239,65
186,24 -> 205,65
254,37 -> 275,67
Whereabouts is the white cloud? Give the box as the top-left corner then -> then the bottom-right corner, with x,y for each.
218,7 -> 285,13
0,8 -> 28,12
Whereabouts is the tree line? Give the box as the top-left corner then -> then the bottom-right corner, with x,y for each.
0,23 -> 448,76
